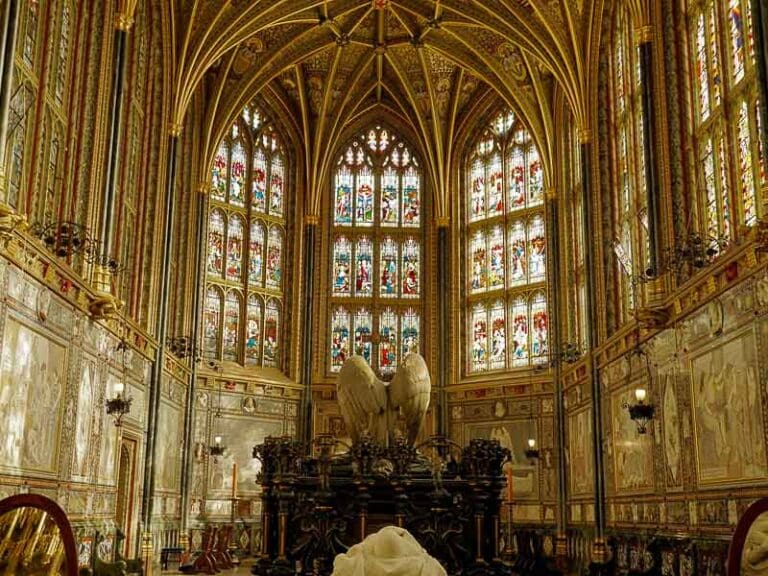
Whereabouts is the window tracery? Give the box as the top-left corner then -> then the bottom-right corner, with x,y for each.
466,110 -> 549,374
204,106 -> 288,368
329,126 -> 423,375
685,0 -> 764,241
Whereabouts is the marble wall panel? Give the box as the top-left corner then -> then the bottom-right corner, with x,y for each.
0,315 -> 67,475
156,400 -> 183,491
567,407 -> 594,498
690,327 -> 766,486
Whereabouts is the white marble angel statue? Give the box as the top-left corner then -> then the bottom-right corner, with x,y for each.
337,353 -> 431,447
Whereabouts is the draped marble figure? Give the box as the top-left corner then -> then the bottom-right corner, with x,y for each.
337,353 -> 430,446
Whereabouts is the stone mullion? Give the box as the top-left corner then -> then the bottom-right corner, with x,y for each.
750,0 -> 768,214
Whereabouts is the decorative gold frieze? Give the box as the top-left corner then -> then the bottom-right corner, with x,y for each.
89,292 -> 122,320
0,203 -> 27,245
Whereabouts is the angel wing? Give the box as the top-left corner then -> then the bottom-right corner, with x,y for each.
337,356 -> 388,444
389,353 -> 431,445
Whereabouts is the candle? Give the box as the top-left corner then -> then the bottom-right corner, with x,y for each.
114,382 -> 125,397
232,462 -> 238,499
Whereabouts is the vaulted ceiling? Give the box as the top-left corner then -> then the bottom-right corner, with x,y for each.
166,0 -> 608,218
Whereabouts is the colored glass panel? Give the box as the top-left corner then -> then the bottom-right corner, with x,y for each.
379,308 -> 398,374
381,166 -> 400,226
402,166 -> 420,227
488,225 -> 505,290
355,237 -> 373,296
729,0 -> 746,82
696,14 -> 711,120
249,222 -> 265,285
508,148 -> 526,210
266,226 -> 283,290
331,307 -> 351,373
333,236 -> 352,296
488,154 -> 504,216
489,301 -> 506,370
470,230 -> 487,293
252,148 -> 267,212
269,155 -> 284,216
211,144 -> 228,201
531,293 -> 548,361
508,220 -> 527,285
356,166 -> 375,226
511,297 -> 529,366
226,216 -> 244,281
471,304 -> 488,372
206,211 -> 225,276
717,135 -> 732,242
380,237 -> 398,298
246,295 -> 262,365
204,288 -> 221,357
527,148 -> 544,206
335,165 -> 353,225
223,292 -> 241,361
263,301 -> 280,367
737,101 -> 756,225
401,308 -> 420,358
470,159 -> 486,221
354,309 -> 373,364
229,141 -> 246,206
528,215 -> 547,282
402,238 -> 420,298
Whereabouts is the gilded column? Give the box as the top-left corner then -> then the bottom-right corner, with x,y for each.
637,25 -> 662,277
141,128 -> 180,560
545,188 -> 567,554
299,214 -> 318,450
179,185 -> 209,548
750,0 -> 768,175
0,0 -> 20,201
580,133 -> 607,561
436,216 -> 449,439
94,12 -> 133,296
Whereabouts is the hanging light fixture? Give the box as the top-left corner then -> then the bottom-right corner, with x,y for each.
626,380 -> 655,435
106,336 -> 133,426
208,361 -> 227,461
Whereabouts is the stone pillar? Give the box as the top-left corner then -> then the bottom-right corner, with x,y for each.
94,12 -> 133,296
299,215 -> 318,449
545,188 -> 568,555
579,134 -> 607,562
637,26 -> 662,276
436,216 -> 450,438
141,128 -> 179,566
179,186 -> 209,547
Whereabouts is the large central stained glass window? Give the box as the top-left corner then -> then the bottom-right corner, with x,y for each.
329,126 -> 423,376
466,110 -> 549,373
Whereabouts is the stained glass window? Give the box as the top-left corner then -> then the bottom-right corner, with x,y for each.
328,126 -> 424,375
686,0 -> 762,252
465,110 -> 549,372
205,107 -> 289,368
609,2 -> 648,321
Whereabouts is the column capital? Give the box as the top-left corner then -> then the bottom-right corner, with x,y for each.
197,183 -> 209,196
435,216 -> 450,228
169,123 -> 183,137
114,14 -> 135,31
578,128 -> 593,144
635,25 -> 654,44
303,214 -> 320,226
545,188 -> 557,202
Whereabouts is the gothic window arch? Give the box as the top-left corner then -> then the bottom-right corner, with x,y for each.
685,0 -> 764,243
608,2 -> 648,321
466,110 -> 549,374
329,126 -> 423,375
204,106 -> 288,368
